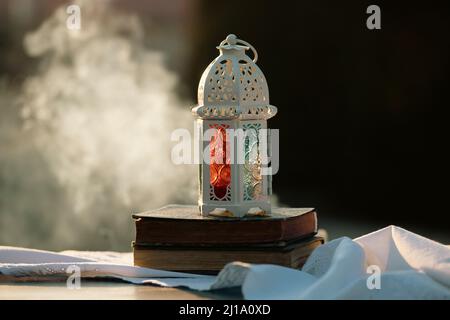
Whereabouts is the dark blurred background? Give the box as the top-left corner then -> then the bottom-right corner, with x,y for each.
0,0 -> 449,249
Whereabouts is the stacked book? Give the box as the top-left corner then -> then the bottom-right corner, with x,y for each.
132,205 -> 322,274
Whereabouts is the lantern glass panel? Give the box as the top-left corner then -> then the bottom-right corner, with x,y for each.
209,123 -> 231,201
243,123 -> 263,201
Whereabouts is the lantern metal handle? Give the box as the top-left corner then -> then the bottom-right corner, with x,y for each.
219,34 -> 258,63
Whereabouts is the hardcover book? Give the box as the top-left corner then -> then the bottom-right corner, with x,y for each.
133,236 -> 324,273
133,205 -> 318,246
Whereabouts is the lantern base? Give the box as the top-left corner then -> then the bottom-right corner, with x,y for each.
200,202 -> 272,218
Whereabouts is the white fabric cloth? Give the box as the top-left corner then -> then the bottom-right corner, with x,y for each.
0,246 -> 216,290
239,226 -> 450,299
1,226 -> 449,299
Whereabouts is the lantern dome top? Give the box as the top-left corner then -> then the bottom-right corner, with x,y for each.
192,34 -> 277,120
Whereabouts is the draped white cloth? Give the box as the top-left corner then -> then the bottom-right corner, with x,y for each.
239,226 -> 450,299
1,226 -> 449,299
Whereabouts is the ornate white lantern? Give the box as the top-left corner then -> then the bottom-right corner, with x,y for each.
192,34 -> 277,217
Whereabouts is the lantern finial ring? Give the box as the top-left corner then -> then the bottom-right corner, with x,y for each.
225,34 -> 237,45
220,34 -> 258,63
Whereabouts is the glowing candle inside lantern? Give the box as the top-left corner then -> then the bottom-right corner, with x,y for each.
209,124 -> 231,200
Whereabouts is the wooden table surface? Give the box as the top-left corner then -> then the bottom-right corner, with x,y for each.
0,280 -> 241,300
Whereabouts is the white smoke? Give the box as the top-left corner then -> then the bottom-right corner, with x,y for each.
0,0 -> 196,250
